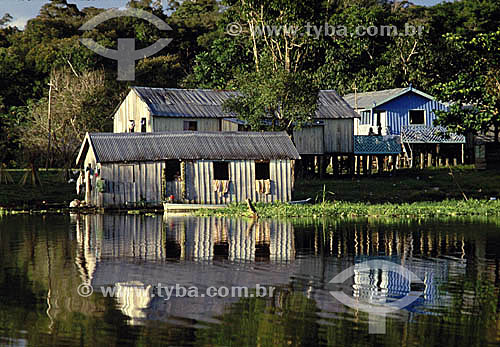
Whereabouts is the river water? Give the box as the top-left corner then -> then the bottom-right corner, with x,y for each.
0,214 -> 499,346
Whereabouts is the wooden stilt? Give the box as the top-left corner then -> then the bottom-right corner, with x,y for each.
332,156 -> 339,177
349,155 -> 355,176
461,144 -> 465,164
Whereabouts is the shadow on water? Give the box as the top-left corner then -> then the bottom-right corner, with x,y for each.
0,213 -> 499,346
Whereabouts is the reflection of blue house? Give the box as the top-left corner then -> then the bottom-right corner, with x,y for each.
344,86 -> 448,136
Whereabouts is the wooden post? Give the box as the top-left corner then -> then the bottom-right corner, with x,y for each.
420,152 -> 424,170
392,155 -> 397,172
378,155 -> 383,175
85,170 -> 91,204
427,153 -> 432,168
319,155 -> 325,179
461,144 -> 465,164
349,155 -> 355,177
332,156 -> 339,177
445,158 -> 450,167
453,158 -> 458,166
436,144 -> 441,167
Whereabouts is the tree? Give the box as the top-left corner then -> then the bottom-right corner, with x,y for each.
17,69 -> 120,167
224,58 -> 319,133
434,30 -> 500,142
0,13 -> 12,28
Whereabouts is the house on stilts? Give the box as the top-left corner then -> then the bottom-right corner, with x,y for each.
112,87 -> 359,176
344,86 -> 466,169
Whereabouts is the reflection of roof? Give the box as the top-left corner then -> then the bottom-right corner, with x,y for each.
76,131 -> 301,165
401,125 -> 465,144
344,87 -> 435,110
354,135 -> 401,155
131,87 -> 359,119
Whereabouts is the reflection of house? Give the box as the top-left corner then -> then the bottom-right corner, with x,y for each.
75,215 -> 298,324
75,131 -> 300,207
112,87 -> 360,158
164,216 -> 295,263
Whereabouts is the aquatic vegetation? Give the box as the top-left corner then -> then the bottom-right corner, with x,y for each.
196,199 -> 500,219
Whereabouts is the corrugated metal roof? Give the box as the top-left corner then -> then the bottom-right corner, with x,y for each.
354,135 -> 401,155
78,131 -> 301,164
317,90 -> 360,119
401,125 -> 465,144
133,87 -> 239,118
132,87 -> 359,119
344,87 -> 439,110
344,88 -> 407,109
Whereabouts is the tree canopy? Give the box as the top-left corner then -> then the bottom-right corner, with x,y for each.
1,0 -> 500,166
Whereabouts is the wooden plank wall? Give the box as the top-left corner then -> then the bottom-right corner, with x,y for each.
153,117 -> 220,132
113,90 -> 152,133
221,120 -> 239,131
293,125 -> 324,154
98,161 -> 172,208
323,119 -> 354,153
187,160 -> 293,204
95,159 -> 293,207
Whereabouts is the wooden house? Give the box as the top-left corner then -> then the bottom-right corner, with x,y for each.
75,131 -> 300,208
474,129 -> 500,170
345,86 -> 466,168
344,86 -> 448,136
113,87 -> 359,158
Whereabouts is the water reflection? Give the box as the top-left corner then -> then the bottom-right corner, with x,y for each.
75,214 -> 297,324
73,215 -> 499,336
1,214 -> 498,346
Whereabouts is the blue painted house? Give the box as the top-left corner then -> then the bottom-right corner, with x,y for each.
344,86 -> 448,136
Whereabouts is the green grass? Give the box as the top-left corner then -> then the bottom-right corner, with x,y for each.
0,170 -> 77,209
293,166 -> 500,203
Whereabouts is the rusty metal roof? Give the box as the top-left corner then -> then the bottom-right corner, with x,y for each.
132,87 -> 359,119
77,131 -> 301,165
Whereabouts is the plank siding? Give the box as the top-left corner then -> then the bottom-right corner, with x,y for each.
323,119 -> 354,153
91,158 -> 294,208
222,120 -> 239,131
113,90 -> 151,133
153,117 -> 220,132
375,91 -> 448,136
293,126 -> 324,155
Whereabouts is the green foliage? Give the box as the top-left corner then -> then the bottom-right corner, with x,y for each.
223,60 -> 319,132
434,30 -> 500,140
1,0 -> 500,165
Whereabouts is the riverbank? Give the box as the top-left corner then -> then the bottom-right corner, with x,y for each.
1,166 -> 500,217
0,169 -> 76,209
